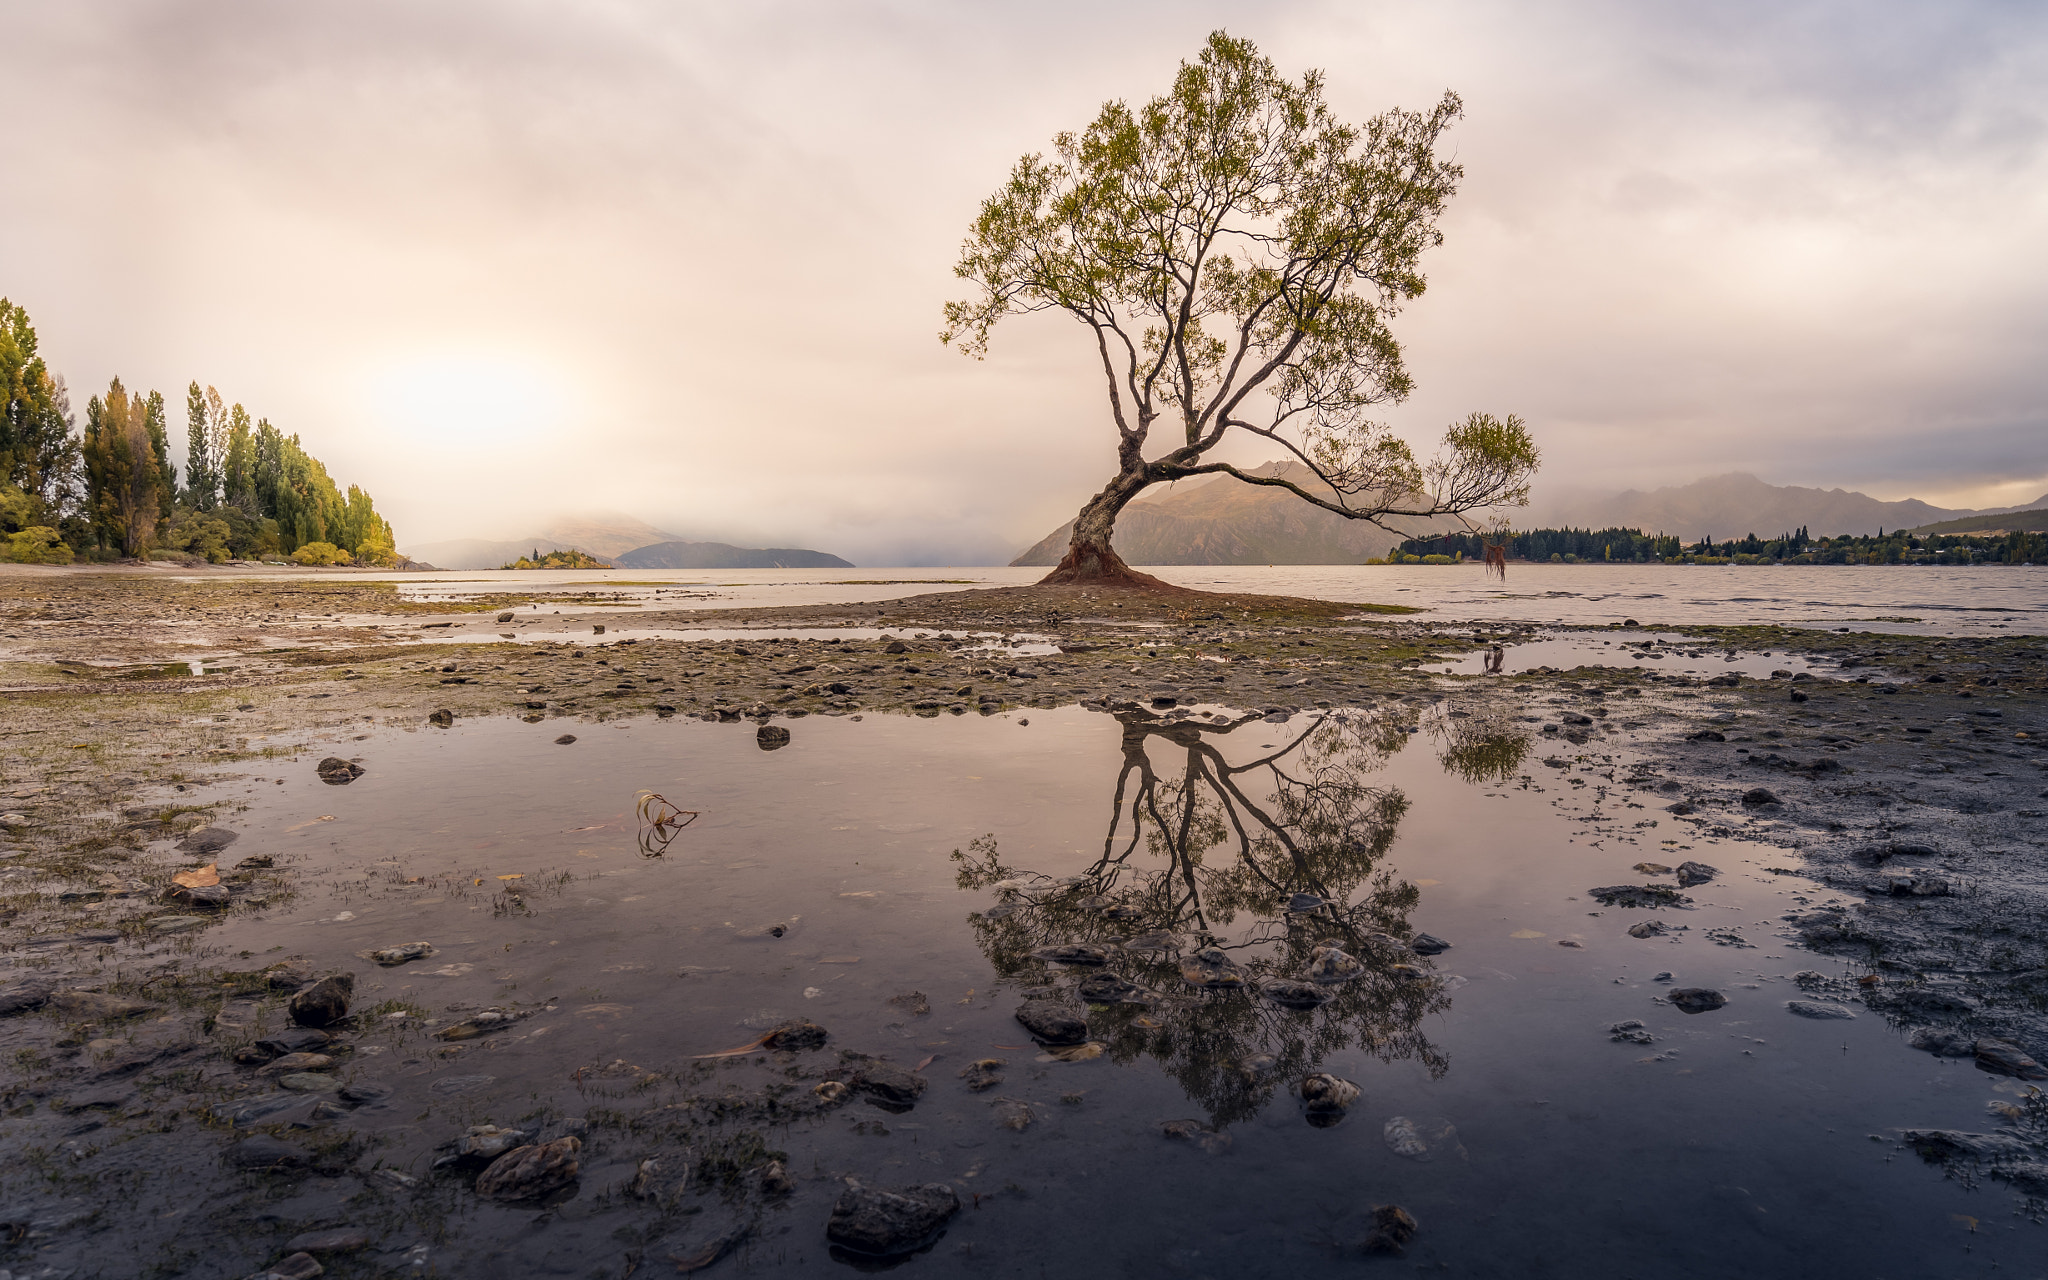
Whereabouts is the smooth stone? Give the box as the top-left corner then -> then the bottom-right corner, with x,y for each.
475,1136 -> 582,1201
277,1072 -> 338,1092
47,990 -> 156,1019
1407,933 -> 1451,955
289,974 -> 354,1028
1974,1038 -> 2048,1080
825,1181 -> 960,1257
1669,988 -> 1727,1014
1785,1000 -> 1855,1020
1014,1000 -> 1088,1046
175,827 -> 239,854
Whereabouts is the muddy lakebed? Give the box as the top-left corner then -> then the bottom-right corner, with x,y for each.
1,570 -> 2046,1278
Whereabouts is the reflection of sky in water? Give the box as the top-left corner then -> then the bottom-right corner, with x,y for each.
102,703 -> 2024,1275
378,564 -> 2048,636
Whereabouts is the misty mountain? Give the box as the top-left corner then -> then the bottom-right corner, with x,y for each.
1533,473 -> 2048,542
614,542 -> 852,569
1012,463 -> 1458,567
402,514 -> 689,571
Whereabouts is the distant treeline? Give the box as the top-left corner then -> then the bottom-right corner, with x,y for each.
1,297 -> 394,565
1396,525 -> 2045,566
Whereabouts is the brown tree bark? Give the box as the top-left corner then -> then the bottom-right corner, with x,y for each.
1038,468 -> 1174,588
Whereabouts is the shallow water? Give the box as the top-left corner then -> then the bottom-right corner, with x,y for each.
77,703 -> 2044,1276
1437,631 -> 1871,680
363,564 -> 2048,635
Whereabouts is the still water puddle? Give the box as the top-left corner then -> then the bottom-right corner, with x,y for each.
122,707 -> 2034,1274
1439,631 -> 1871,681
404,626 -> 1061,655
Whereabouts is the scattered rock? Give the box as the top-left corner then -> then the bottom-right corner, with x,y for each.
554,734 -> 577,745
453,1124 -> 532,1164
496,611 -> 515,622
256,1028 -> 333,1057
176,827 -> 239,855
992,1099 -> 1033,1131
1741,787 -> 1780,806
1363,1204 -> 1419,1255
1032,943 -> 1111,966
434,1008 -> 522,1040
1669,988 -> 1726,1014
283,1228 -> 372,1255
958,1059 -> 1006,1092
1903,1129 -> 2031,1162
1299,1073 -> 1360,1126
1382,1115 -> 1463,1161
629,1152 -> 693,1206
1075,972 -> 1142,1003
164,881 -> 230,906
1608,1019 -> 1656,1044
1785,1000 -> 1856,1020
1015,1000 -> 1088,1046
47,990 -> 156,1019
886,990 -> 930,1017
1286,892 -> 1325,912
1908,1026 -> 1976,1057
1674,861 -> 1718,887
760,1159 -> 796,1195
260,1052 -> 335,1074
0,979 -> 54,1016
1179,946 -> 1247,989
1974,1038 -> 2048,1080
764,1020 -> 828,1051
1627,921 -> 1666,939
757,726 -> 792,751
1306,945 -> 1365,984
1408,933 -> 1451,955
853,1060 -> 928,1109
288,974 -> 354,1028
1262,979 -> 1332,1009
1159,1119 -> 1231,1153
226,1134 -> 309,1171
813,1081 -> 851,1103
825,1181 -> 960,1257
371,942 -> 435,966
315,758 -> 364,785
248,1252 -> 325,1280
1589,884 -> 1689,909
427,710 -> 454,728
475,1136 -> 582,1201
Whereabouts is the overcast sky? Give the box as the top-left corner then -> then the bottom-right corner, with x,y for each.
5,0 -> 2044,563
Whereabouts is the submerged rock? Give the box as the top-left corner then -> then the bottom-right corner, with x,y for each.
1306,945 -> 1365,984
1785,999 -> 1856,1020
288,975 -> 354,1028
1262,979 -> 1332,1010
1299,1074 -> 1361,1127
1159,1119 -> 1231,1153
1234,1053 -> 1278,1083
1627,921 -> 1667,939
1974,1038 -> 2048,1080
757,726 -> 791,751
453,1124 -> 531,1164
1075,972 -> 1142,1003
1408,933 -> 1451,955
433,1008 -> 522,1040
246,1251 -> 324,1280
475,1136 -> 581,1201
1675,861 -> 1719,887
958,1059 -> 1006,1092
992,1100 -> 1033,1132
1179,947 -> 1247,990
1904,1129 -> 2031,1162
315,757 -> 364,785
1015,1000 -> 1088,1046
764,1020 -> 828,1051
48,990 -> 156,1019
1383,1116 -> 1463,1162
1363,1205 -> 1419,1255
1668,988 -> 1726,1014
1589,884 -> 1689,909
629,1152 -> 693,1206
1032,943 -> 1111,966
825,1181 -> 960,1257
1908,1026 -> 1974,1057
283,1228 -> 371,1256
854,1060 -> 928,1109
427,709 -> 454,727
0,980 -> 54,1016
371,942 -> 435,966
1608,1019 -> 1656,1045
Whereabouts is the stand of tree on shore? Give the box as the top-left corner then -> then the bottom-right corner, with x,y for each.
1,297 -> 395,566
1394,525 -> 2045,566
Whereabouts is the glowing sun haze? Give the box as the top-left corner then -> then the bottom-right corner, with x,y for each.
4,0 -> 2044,563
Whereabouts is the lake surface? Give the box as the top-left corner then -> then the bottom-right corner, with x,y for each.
107,701 -> 2040,1276
380,564 -> 2048,637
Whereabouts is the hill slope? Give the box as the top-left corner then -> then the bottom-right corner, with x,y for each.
1012,463 -> 1457,566
1541,473 -> 2048,542
614,541 -> 852,569
1906,508 -> 2048,536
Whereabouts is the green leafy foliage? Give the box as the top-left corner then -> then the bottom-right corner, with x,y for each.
943,32 -> 1538,574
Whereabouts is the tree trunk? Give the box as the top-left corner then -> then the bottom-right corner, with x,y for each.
1038,469 -> 1171,587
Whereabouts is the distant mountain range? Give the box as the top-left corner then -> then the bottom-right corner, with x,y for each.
1011,467 -> 2048,566
1012,462 -> 1458,566
402,515 -> 851,571
1533,473 -> 2048,542
615,541 -> 851,569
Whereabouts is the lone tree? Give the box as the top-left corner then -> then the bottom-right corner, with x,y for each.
944,32 -> 1539,585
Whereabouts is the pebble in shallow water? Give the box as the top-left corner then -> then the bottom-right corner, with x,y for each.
1383,1115 -> 1464,1162
1015,999 -> 1088,1046
1785,999 -> 1856,1020
1669,988 -> 1727,1014
1299,1073 -> 1361,1127
1179,947 -> 1247,989
1262,979 -> 1332,1009
475,1136 -> 582,1202
1306,945 -> 1365,984
287,974 -> 354,1028
958,1058 -> 1006,1092
825,1181 -> 961,1257
371,942 -> 435,966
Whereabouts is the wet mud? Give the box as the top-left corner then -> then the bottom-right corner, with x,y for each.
0,573 -> 2044,1277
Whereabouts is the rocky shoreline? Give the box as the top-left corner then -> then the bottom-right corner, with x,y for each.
0,572 -> 2044,1272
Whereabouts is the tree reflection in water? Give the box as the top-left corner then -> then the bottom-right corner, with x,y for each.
954,702 -> 1504,1130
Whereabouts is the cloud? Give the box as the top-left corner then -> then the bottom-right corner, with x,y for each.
2,0 -> 2042,562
